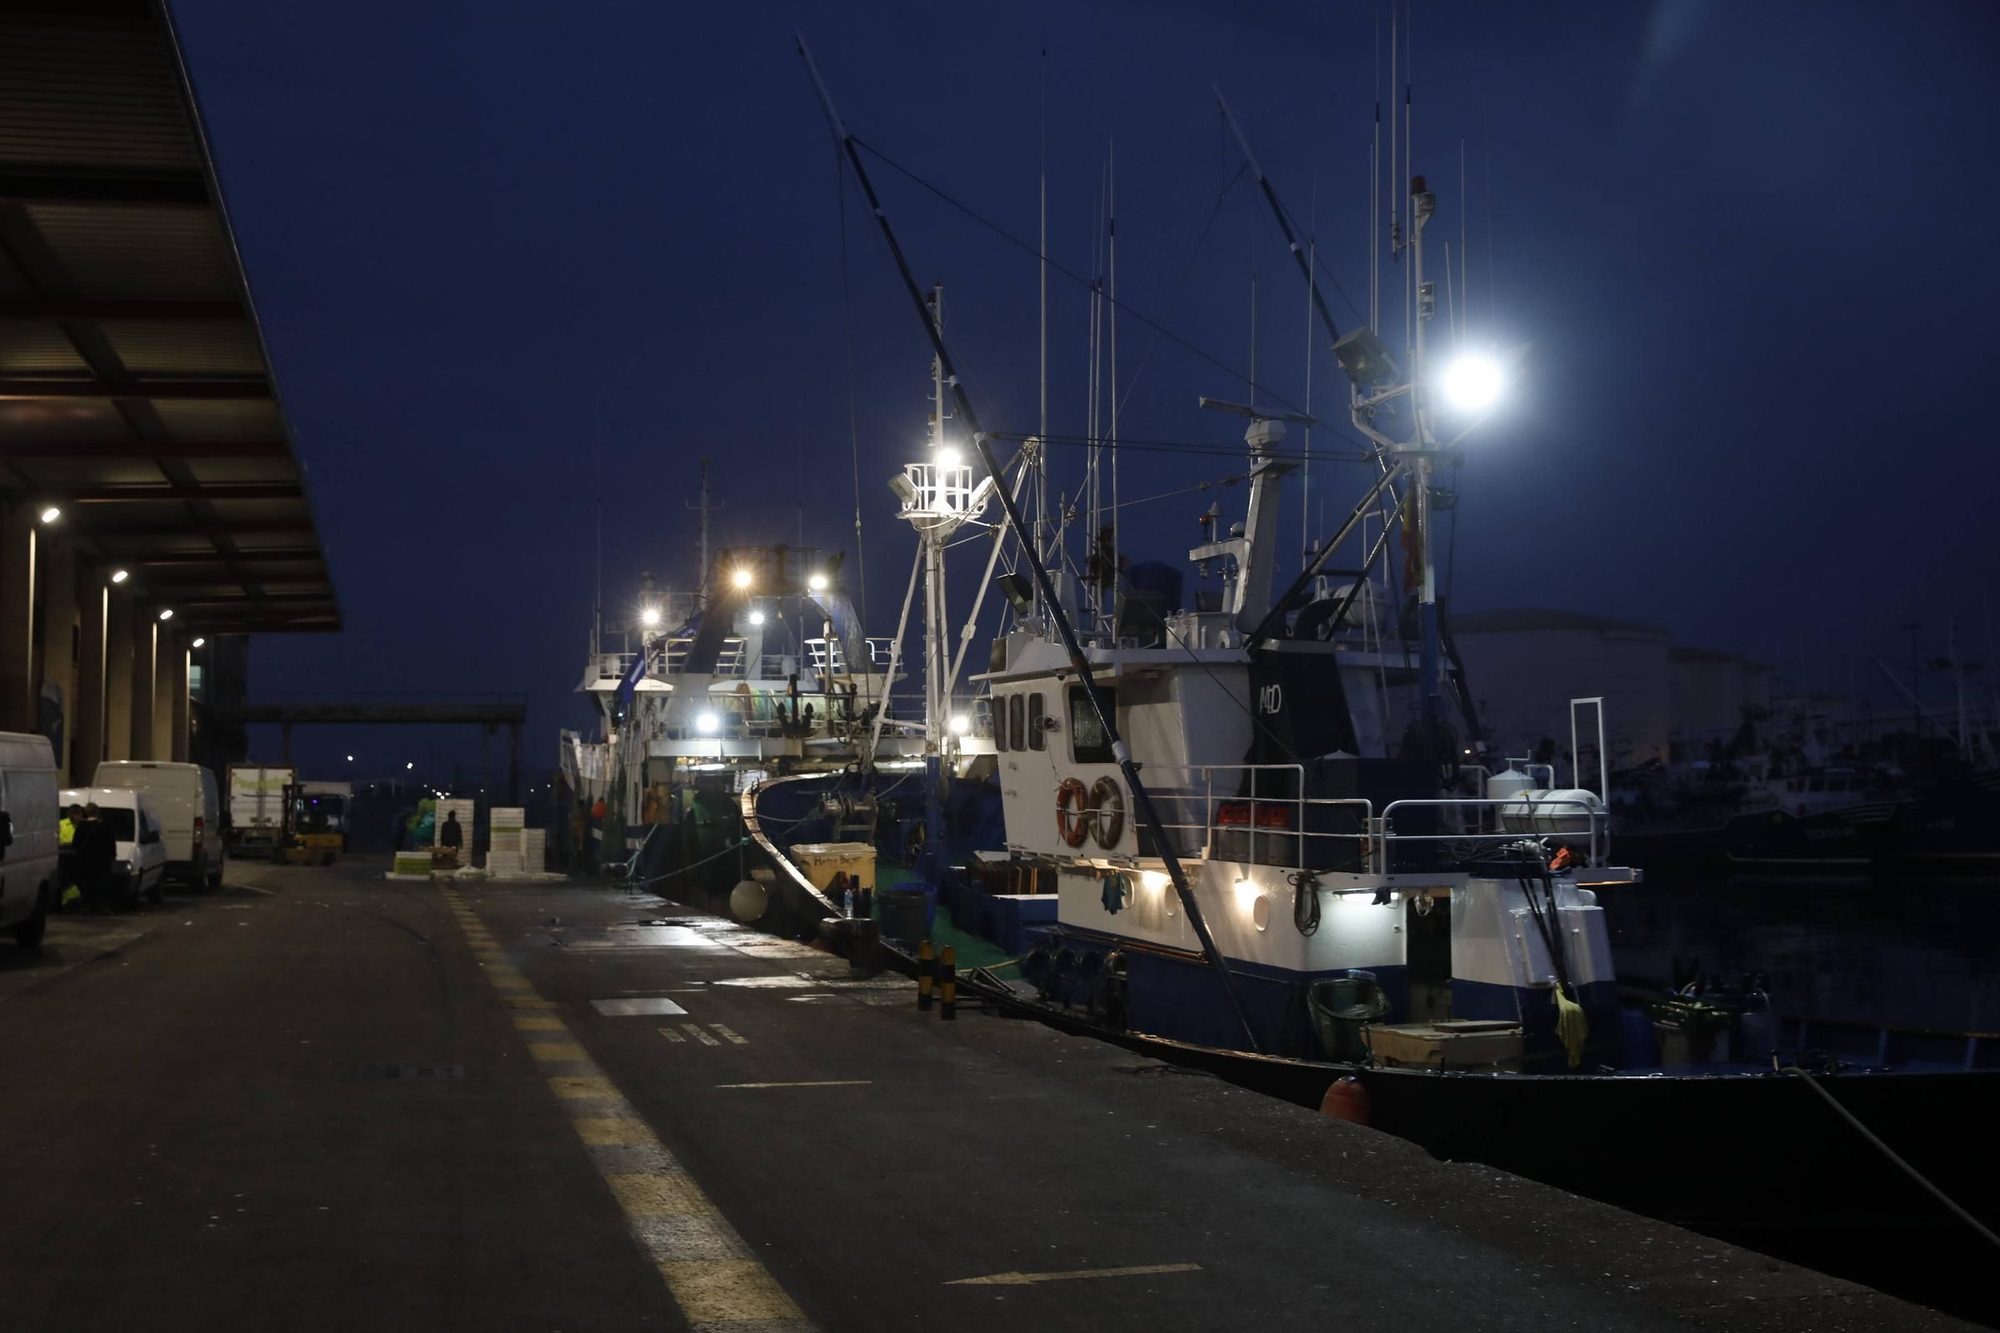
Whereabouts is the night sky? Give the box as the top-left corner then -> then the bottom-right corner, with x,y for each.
168,0 -> 2000,783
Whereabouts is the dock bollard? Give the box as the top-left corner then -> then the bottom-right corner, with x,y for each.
939,945 -> 957,1022
917,940 -> 935,1011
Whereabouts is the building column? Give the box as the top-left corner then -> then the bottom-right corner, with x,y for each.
130,608 -> 156,760
168,643 -> 190,762
74,567 -> 108,784
152,628 -> 175,762
38,533 -> 76,781
104,586 -> 134,761
0,503 -> 35,735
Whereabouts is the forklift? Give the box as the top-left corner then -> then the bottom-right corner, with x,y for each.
275,784 -> 346,866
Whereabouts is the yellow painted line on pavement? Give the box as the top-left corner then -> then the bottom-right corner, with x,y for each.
945,1263 -> 1202,1287
716,1080 -> 872,1090
440,883 -> 813,1330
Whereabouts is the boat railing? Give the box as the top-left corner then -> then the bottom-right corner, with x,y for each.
1115,763 -> 1375,872
804,637 -> 898,674
1377,797 -> 1610,873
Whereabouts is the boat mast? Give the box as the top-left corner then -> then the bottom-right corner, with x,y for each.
798,34 -> 1261,1051
925,285 -> 952,753
687,456 -> 718,601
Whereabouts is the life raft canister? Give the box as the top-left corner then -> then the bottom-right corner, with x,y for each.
1055,777 -> 1092,847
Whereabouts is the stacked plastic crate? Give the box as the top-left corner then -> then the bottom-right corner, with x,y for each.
486,806 -> 525,877
521,826 -> 548,872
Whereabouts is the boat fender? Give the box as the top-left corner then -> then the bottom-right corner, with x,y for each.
1090,777 -> 1125,849
1056,778 -> 1092,847
1319,1076 -> 1371,1126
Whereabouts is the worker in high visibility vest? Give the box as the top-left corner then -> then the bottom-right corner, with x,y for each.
58,804 -> 83,910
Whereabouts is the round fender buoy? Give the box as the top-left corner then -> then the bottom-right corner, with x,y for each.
729,878 -> 769,923
1319,1076 -> 1371,1126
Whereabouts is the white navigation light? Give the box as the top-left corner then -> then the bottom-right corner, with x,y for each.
640,606 -> 661,628
38,505 -> 60,525
936,446 -> 962,468
807,572 -> 828,593
110,569 -> 129,584
405,761 -> 414,770
1441,352 -> 1505,413
748,610 -> 766,626
947,713 -> 970,736
696,711 -> 720,734
730,567 -> 753,590
157,608 -> 173,621
346,754 -> 355,762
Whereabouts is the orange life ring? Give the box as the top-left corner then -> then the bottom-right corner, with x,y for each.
1090,776 -> 1125,849
1055,777 -> 1092,848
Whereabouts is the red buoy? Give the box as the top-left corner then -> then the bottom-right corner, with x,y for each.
1319,1076 -> 1371,1126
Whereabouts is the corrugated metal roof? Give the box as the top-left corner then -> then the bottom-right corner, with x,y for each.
0,0 -> 337,635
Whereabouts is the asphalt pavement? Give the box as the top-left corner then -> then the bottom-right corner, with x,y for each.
0,861 -> 1976,1332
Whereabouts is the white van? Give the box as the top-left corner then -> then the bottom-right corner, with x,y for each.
90,760 -> 224,889
0,731 -> 61,949
61,787 -> 169,907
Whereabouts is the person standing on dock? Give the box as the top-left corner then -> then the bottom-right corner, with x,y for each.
441,810 -> 464,863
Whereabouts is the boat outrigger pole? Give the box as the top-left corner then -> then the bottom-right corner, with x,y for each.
798,34 -> 1263,1052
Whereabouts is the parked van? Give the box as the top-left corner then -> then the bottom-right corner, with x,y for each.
0,731 -> 61,949
90,760 -> 224,888
61,787 -> 169,907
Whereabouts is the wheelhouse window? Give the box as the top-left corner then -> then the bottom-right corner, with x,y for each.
1009,694 -> 1027,752
993,694 -> 1010,752
1068,684 -> 1115,764
1027,692 -> 1046,751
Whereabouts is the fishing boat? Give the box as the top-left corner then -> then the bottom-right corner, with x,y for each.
762,42 -> 2000,1308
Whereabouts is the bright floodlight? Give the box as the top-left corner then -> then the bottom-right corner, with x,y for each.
157,608 -> 173,621
807,572 -> 828,593
1441,353 -> 1505,413
190,637 -> 205,649
640,606 -> 661,628
936,446 -> 962,468
405,761 -> 414,770
696,711 -> 720,734
748,610 -> 766,626
346,755 -> 355,762
110,569 -> 129,584
947,714 -> 971,736
730,567 -> 753,589
38,505 -> 60,525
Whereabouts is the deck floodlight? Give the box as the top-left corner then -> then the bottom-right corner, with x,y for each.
888,472 -> 918,504
696,711 -> 720,734
1333,326 -> 1398,386
730,567 -> 753,590
1441,352 -> 1505,414
937,446 -> 962,468
807,572 -> 829,593
948,714 -> 971,736
640,606 -> 661,628
748,610 -> 766,626
995,573 -> 1034,615
38,505 -> 61,525
111,569 -> 129,584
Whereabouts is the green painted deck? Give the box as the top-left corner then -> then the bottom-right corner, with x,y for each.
876,865 -> 1014,970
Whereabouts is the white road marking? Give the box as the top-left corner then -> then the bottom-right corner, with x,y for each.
945,1263 -> 1202,1287
710,1024 -> 748,1045
659,1027 -> 686,1043
682,1024 -> 720,1047
714,1080 -> 873,1090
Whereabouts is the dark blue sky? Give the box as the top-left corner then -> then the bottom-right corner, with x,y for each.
171,0 -> 2000,780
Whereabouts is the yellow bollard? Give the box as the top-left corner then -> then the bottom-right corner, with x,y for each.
917,939 -> 935,1011
940,945 -> 957,1022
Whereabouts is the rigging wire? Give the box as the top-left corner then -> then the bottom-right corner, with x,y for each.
1115,162 -> 1248,419
834,130 -> 868,628
853,136 -> 1326,428
988,429 -> 1373,466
